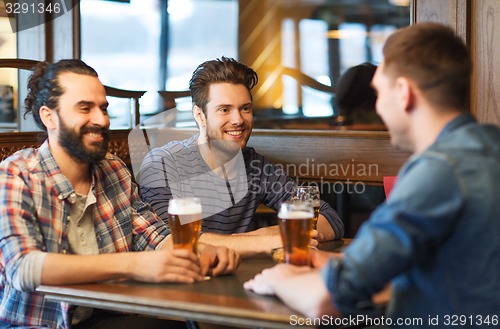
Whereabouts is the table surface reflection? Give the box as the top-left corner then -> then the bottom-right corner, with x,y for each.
37,240 -> 348,329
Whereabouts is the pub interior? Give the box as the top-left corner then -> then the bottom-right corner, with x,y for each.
1,0 -> 500,231
1,0 -> 500,327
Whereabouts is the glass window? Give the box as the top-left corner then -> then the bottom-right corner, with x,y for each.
80,0 -> 410,130
81,0 -> 161,128
0,15 -> 18,131
166,0 -> 238,90
81,0 -> 237,128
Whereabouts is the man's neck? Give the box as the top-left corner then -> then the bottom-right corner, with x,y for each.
48,140 -> 92,195
197,135 -> 239,179
411,109 -> 462,154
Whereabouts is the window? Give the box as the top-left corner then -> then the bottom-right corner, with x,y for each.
81,0 -> 237,128
80,0 -> 410,129
0,14 -> 18,131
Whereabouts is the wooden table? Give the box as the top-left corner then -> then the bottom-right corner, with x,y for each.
37,240 -> 348,329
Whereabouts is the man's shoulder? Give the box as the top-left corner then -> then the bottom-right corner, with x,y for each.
151,135 -> 198,156
430,121 -> 500,159
0,147 -> 40,173
243,146 -> 264,159
141,135 -> 200,172
400,121 -> 500,190
100,152 -> 129,168
94,153 -> 134,185
243,146 -> 276,167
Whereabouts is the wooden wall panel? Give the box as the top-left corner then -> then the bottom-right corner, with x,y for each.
0,129 -> 410,185
0,130 -> 131,165
471,0 -> 500,125
248,130 -> 410,184
414,0 -> 469,40
415,0 -> 451,24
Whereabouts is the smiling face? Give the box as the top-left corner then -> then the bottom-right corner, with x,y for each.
198,82 -> 253,150
54,72 -> 110,163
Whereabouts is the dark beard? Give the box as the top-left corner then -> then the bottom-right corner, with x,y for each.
205,117 -> 244,161
58,118 -> 110,164
206,131 -> 242,164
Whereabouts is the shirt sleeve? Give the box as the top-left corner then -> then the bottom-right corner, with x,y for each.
11,251 -> 47,292
255,153 -> 344,238
255,154 -> 296,210
130,180 -> 171,251
322,155 -> 465,315
0,160 -> 48,289
137,149 -> 176,236
319,200 -> 344,239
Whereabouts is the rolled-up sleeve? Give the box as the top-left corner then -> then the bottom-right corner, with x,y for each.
320,200 -> 344,240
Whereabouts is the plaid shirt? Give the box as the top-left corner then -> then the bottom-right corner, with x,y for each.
0,141 -> 169,328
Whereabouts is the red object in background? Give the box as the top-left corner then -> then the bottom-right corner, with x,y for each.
383,176 -> 397,198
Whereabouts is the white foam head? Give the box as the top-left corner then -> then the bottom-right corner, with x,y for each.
278,210 -> 313,219
168,198 -> 202,215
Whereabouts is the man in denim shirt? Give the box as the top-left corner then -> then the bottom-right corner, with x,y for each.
244,23 -> 500,326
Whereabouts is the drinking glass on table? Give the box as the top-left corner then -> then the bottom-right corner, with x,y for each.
277,201 -> 314,266
167,197 -> 202,253
290,185 -> 320,230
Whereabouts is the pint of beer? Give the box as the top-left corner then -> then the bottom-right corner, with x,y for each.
277,201 -> 314,266
167,197 -> 202,253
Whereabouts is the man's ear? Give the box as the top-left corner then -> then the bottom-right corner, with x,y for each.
39,106 -> 57,131
193,105 -> 206,128
396,77 -> 415,113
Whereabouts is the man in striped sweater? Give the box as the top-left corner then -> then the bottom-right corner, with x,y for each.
139,57 -> 344,258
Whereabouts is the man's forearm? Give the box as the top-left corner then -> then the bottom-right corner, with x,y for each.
41,252 -> 135,285
317,215 -> 335,241
199,232 -> 282,258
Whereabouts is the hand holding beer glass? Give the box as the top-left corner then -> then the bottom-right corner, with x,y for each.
290,185 -> 320,230
277,201 -> 314,266
167,197 -> 202,253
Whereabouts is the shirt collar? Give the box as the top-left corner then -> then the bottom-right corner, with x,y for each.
436,113 -> 476,141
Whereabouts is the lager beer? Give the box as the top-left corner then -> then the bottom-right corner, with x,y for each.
278,201 -> 313,266
168,198 -> 202,253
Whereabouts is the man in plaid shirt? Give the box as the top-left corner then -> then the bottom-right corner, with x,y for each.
0,59 -> 239,329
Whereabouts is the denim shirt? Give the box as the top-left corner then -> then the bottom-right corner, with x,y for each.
322,114 -> 500,326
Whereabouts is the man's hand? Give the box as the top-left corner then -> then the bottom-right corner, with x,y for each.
243,263 -> 311,295
244,264 -> 340,318
311,249 -> 343,268
128,249 -> 204,283
198,243 -> 240,276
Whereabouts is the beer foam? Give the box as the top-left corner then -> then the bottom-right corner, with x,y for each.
168,199 -> 202,215
278,210 -> 313,219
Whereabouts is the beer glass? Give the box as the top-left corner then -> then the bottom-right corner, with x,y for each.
277,201 -> 314,266
290,185 -> 320,230
167,197 -> 202,253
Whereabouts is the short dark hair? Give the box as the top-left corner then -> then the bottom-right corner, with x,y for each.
24,59 -> 98,131
188,56 -> 258,113
382,22 -> 471,112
